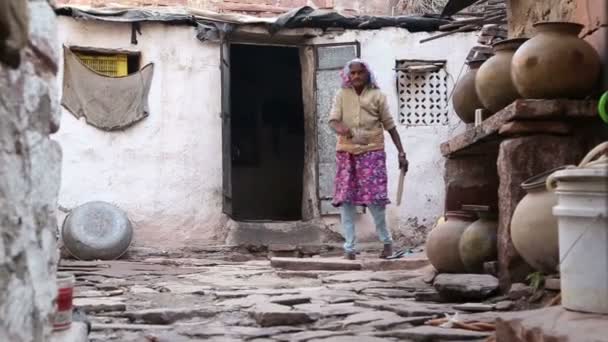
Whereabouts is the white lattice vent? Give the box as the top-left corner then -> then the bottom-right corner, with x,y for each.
396,60 -> 448,126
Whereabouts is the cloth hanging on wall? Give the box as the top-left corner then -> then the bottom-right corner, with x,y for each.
61,46 -> 155,131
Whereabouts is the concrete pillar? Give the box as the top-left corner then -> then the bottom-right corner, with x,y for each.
0,1 -> 61,341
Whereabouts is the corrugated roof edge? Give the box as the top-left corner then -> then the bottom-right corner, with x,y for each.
54,5 -> 452,33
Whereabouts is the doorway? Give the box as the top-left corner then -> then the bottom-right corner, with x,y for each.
229,44 -> 305,221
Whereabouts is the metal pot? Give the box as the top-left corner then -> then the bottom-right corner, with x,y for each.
511,22 -> 601,99
62,201 -> 133,261
476,38 -> 527,113
453,59 -> 487,124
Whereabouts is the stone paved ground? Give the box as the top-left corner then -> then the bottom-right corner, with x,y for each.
63,251 -> 513,342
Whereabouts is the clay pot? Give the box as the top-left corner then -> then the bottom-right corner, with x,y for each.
453,60 -> 487,123
475,38 -> 527,113
511,167 -> 565,273
426,211 -> 477,273
459,212 -> 498,273
511,22 -> 601,99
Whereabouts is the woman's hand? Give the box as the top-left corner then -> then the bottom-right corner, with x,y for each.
331,121 -> 352,137
398,152 -> 408,171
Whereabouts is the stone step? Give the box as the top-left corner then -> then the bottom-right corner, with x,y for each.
270,254 -> 428,272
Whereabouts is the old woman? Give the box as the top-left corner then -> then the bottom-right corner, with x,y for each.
328,59 -> 408,260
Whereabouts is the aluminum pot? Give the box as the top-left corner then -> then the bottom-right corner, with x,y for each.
511,22 -> 601,99
62,201 -> 133,261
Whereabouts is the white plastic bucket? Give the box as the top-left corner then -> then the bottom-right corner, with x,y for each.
548,142 -> 608,314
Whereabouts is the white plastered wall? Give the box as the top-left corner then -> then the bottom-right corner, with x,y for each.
54,19 -> 226,248
55,17 -> 476,248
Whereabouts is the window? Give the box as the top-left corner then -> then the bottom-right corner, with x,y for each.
71,48 -> 140,77
396,60 -> 448,126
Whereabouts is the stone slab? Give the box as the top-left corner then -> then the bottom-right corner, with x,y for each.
74,297 -> 126,314
498,120 -> 572,136
123,307 -> 218,324
361,288 -> 415,298
321,271 -> 379,283
364,315 -> 433,330
414,290 -> 446,303
276,271 -> 332,279
271,257 -> 362,271
361,257 -> 430,271
495,306 -> 608,342
91,323 -> 172,331
212,288 -> 301,298
321,270 -> 424,284
249,303 -> 317,327
452,303 -> 494,312
225,221 -> 342,246
310,337 -> 390,342
270,295 -> 312,306
177,325 -> 303,340
339,311 -> 393,327
294,302 -> 362,317
440,99 -> 598,157
273,330 -> 352,342
494,301 -> 513,311
355,300 -> 455,317
49,322 -> 89,342
375,326 -> 491,341
433,274 -> 499,302
218,294 -> 270,309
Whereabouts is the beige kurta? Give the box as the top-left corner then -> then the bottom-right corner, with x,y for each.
328,87 -> 396,155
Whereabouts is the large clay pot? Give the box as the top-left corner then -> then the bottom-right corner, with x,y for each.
511,167 -> 565,273
459,211 -> 498,273
511,22 -> 601,99
426,211 -> 477,273
475,38 -> 527,113
452,59 -> 487,123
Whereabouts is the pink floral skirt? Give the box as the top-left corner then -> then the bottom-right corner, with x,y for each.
332,150 -> 390,207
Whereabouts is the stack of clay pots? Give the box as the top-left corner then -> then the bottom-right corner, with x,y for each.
452,21 -> 601,124
426,209 -> 498,274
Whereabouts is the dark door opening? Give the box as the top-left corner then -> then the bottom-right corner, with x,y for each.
229,44 -> 305,221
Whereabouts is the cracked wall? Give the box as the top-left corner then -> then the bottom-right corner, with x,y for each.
0,1 -> 61,341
